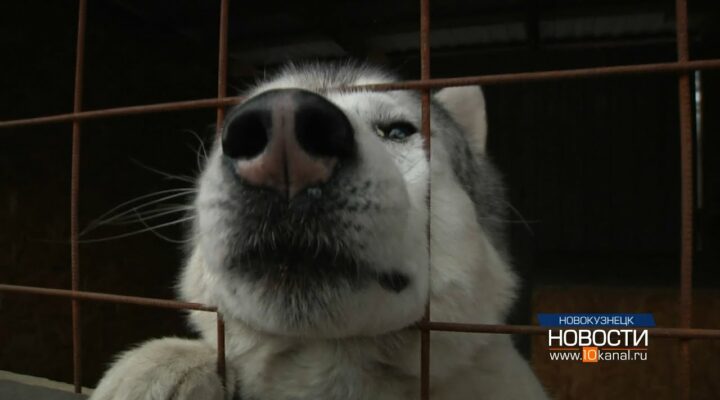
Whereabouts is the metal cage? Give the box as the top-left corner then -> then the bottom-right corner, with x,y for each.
1,0 -> 720,399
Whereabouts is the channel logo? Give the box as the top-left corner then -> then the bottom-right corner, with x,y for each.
538,313 -> 655,363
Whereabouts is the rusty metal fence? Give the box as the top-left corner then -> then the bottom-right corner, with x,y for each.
2,0 -> 720,399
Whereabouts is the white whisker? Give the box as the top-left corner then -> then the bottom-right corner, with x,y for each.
132,210 -> 193,244
131,159 -> 196,184
181,129 -> 209,172
502,200 -> 535,235
78,216 -> 195,243
82,189 -> 195,236
106,205 -> 194,226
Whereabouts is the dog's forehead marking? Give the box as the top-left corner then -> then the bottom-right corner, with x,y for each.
329,91 -> 419,125
249,62 -> 396,97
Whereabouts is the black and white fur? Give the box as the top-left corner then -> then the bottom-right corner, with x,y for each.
91,63 -> 548,400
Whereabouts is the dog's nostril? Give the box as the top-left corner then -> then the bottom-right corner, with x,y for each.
222,109 -> 269,160
295,96 -> 355,160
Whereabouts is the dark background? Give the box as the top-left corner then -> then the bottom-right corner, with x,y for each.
1,0 -> 719,398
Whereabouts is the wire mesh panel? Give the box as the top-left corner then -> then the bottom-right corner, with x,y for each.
1,0 -> 720,399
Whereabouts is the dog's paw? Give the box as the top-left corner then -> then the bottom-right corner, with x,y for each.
91,338 -> 227,400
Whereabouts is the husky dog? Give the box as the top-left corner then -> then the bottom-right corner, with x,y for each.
91,63 -> 548,400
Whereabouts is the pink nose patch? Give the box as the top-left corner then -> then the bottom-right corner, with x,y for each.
232,94 -> 337,198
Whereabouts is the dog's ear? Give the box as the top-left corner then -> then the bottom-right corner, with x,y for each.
435,86 -> 487,154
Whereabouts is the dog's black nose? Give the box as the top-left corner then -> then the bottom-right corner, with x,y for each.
222,89 -> 355,198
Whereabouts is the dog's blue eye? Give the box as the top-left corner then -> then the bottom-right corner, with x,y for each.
376,122 -> 418,141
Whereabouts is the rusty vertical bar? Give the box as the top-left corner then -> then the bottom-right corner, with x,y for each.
419,0 -> 431,399
216,0 -> 229,133
216,0 -> 230,390
70,0 -> 87,393
216,313 -> 227,388
675,0 -> 693,399
419,0 -> 431,155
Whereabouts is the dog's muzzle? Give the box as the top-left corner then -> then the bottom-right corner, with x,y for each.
222,89 -> 356,199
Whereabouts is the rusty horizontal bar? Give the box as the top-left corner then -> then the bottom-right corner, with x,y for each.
2,283 -> 719,339
2,59 -> 720,130
0,97 -> 242,129
356,59 -> 720,91
420,322 -> 548,335
420,322 -> 720,340
0,284 -> 216,312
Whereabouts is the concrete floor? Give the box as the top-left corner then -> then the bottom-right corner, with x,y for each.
0,371 -> 89,400
0,380 -> 87,400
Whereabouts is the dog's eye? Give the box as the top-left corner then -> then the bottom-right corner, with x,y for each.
376,122 -> 418,141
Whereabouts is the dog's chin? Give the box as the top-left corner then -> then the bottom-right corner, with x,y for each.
222,240 -> 419,338
238,287 -> 421,339
231,241 -> 367,289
